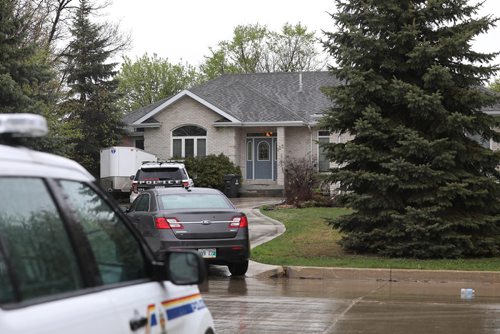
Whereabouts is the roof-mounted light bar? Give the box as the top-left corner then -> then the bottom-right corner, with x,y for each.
0,114 -> 48,137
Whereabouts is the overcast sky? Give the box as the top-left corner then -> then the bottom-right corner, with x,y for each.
106,0 -> 500,77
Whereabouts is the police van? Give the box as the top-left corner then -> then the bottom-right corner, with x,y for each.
0,114 -> 215,334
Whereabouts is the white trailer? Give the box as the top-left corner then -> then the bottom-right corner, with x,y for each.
100,147 -> 157,193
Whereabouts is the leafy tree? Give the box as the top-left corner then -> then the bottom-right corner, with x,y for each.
200,22 -> 325,79
491,78 -> 500,93
14,0 -> 75,57
199,48 -> 239,81
322,0 -> 500,258
225,23 -> 268,73
117,54 -> 200,113
62,0 -> 124,177
267,23 -> 324,72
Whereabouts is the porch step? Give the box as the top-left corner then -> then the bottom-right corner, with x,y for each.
239,184 -> 284,197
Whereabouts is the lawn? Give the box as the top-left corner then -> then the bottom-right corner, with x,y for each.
251,206 -> 500,271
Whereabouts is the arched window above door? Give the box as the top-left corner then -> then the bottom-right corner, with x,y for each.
172,125 -> 207,158
172,125 -> 207,137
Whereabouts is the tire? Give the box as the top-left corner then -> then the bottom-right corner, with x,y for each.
228,260 -> 249,276
204,328 -> 215,334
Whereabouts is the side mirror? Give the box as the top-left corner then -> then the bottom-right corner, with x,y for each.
162,250 -> 207,285
130,175 -> 135,180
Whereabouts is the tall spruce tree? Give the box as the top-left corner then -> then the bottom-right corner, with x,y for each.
0,0 -> 52,115
322,0 -> 500,258
63,0 -> 123,177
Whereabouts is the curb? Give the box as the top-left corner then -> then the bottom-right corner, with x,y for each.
254,265 -> 500,284
240,198 -> 500,284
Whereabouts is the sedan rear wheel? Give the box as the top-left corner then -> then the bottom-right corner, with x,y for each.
228,260 -> 249,276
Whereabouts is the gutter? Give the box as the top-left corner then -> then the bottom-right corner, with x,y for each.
214,121 -> 309,127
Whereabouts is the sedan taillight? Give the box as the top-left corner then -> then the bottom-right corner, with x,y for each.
229,215 -> 248,228
155,217 -> 184,230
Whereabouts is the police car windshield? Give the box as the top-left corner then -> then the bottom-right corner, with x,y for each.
136,168 -> 186,181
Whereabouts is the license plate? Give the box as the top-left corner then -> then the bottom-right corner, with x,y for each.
198,248 -> 216,258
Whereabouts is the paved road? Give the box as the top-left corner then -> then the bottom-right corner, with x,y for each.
204,275 -> 500,334
203,197 -> 500,333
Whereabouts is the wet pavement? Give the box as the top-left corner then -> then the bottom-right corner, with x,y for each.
205,197 -> 500,333
203,274 -> 500,334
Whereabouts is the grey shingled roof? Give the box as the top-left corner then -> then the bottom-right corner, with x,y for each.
189,72 -> 340,123
122,96 -> 170,125
122,72 -> 341,124
122,72 -> 500,124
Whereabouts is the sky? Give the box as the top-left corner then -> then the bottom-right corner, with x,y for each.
106,0 -> 500,77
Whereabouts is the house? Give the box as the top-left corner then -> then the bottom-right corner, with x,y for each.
121,71 -> 500,195
121,72 -> 348,195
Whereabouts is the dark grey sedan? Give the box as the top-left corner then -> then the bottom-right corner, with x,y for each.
127,187 -> 250,276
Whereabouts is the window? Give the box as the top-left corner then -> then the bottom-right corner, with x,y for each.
0,248 -> 13,304
59,181 -> 148,285
135,167 -> 187,181
257,142 -> 270,161
273,139 -> 277,161
135,194 -> 150,212
318,131 -> 330,172
134,139 -> 144,150
159,194 -> 232,210
0,178 -> 82,303
172,125 -> 207,158
247,141 -> 253,161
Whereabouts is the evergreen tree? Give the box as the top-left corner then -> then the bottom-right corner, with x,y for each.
0,0 -> 52,115
63,0 -> 123,177
322,0 -> 500,258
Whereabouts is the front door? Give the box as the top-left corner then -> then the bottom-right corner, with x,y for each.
246,137 -> 276,180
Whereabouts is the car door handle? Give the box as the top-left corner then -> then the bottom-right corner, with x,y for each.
129,316 -> 148,331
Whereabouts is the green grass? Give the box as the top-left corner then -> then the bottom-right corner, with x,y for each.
251,207 -> 500,271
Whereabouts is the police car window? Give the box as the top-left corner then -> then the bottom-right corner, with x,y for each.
0,178 -> 83,303
135,194 -> 150,212
138,168 -> 184,180
59,181 -> 148,285
0,245 -> 14,304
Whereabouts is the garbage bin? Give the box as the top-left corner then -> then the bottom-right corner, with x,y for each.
223,174 -> 240,198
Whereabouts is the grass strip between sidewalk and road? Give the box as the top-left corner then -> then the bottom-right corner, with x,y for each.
251,206 -> 500,271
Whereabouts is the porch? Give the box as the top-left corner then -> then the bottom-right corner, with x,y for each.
239,180 -> 284,197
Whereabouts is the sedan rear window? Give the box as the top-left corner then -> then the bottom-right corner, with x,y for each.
136,168 -> 186,181
159,194 -> 232,210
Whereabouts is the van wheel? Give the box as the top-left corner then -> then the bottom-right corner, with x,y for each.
205,328 -> 215,334
228,260 -> 248,276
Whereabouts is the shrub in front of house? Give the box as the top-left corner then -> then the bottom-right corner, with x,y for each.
283,158 -> 315,206
183,154 -> 241,192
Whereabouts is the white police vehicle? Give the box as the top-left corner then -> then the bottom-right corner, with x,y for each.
130,161 -> 194,203
0,114 -> 215,334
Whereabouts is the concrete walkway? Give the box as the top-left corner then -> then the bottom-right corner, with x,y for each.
230,197 -> 500,284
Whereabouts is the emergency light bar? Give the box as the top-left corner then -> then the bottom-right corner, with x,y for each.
0,114 -> 48,137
